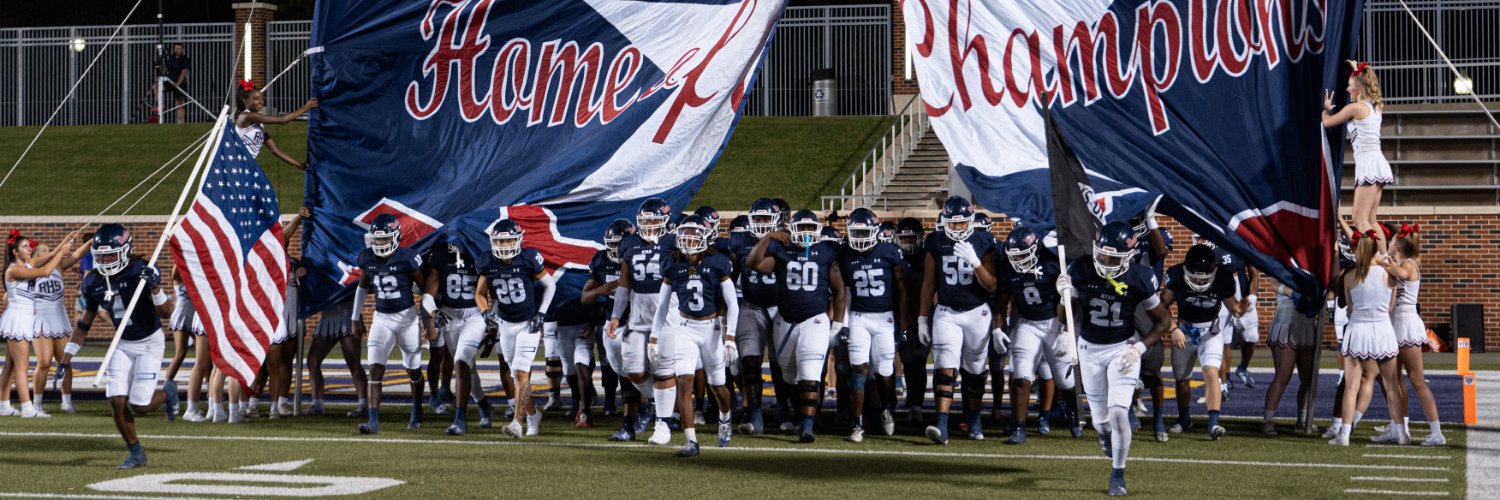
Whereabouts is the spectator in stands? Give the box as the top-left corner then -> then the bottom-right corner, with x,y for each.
157,43 -> 192,123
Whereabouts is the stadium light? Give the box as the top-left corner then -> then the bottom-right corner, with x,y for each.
1454,74 -> 1474,95
244,22 -> 253,81
68,38 -> 86,53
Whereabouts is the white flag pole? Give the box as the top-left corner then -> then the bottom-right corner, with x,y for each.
94,105 -> 231,387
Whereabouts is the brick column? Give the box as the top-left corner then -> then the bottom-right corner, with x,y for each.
233,2 -> 278,89
891,0 -> 920,96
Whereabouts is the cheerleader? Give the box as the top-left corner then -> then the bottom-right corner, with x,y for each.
1260,278 -> 1323,435
306,296 -> 368,417
25,237 -> 90,414
1323,60 -> 1391,250
1330,230 -> 1406,446
1379,224 -> 1443,446
1,230 -> 80,418
234,80 -> 316,169
165,269 -> 210,420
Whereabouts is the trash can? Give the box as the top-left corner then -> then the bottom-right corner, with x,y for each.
812,68 -> 836,116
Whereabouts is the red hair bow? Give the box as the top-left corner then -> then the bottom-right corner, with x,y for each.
1350,229 -> 1378,243
1398,223 -> 1420,238
6,229 -> 19,246
1352,62 -> 1370,76
238,80 -> 255,91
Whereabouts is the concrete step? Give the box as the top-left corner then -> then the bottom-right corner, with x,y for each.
887,173 -> 949,182
883,185 -> 947,194
902,160 -> 952,168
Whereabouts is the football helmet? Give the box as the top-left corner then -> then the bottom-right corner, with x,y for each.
819,226 -> 842,244
489,219 -> 524,261
747,198 -> 780,238
91,223 -> 133,277
365,214 -> 401,258
788,210 -> 821,249
1183,244 -> 1218,292
693,206 -> 721,243
973,212 -> 993,233
603,218 -> 635,264
729,215 -> 750,234
1004,225 -> 1041,274
896,217 -> 923,254
772,199 -> 792,230
1129,213 -> 1150,239
676,215 -> 711,256
846,208 -> 881,252
938,196 -> 975,242
1338,231 -> 1355,268
636,198 -> 671,243
876,221 -> 897,244
1093,220 -> 1137,280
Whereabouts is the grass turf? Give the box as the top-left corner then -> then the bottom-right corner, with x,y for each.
0,401 -> 1467,498
0,116 -> 890,216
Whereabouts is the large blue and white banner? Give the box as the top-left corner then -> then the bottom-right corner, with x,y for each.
301,0 -> 785,314
904,0 -> 1361,311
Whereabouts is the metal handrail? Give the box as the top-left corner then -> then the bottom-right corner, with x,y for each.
819,96 -> 931,212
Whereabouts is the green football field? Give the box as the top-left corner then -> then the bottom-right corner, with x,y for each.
0,402 -> 1467,499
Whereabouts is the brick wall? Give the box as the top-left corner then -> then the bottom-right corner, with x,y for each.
233,3 -> 278,87
6,209 -> 1495,351
891,0 -> 920,95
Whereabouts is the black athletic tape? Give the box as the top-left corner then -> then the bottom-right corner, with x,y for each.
961,372 -> 986,395
546,358 -> 563,369
932,373 -> 955,387
932,390 -> 954,399
76,319 -> 91,333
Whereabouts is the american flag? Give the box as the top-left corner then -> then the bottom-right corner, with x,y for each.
169,122 -> 288,388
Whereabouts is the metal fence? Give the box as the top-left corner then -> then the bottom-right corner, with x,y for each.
744,4 -> 891,116
266,21 -> 312,114
1363,0 -> 1500,104
0,23 -> 237,127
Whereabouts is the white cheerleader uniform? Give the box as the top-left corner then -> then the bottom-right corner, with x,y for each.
314,298 -> 355,341
236,112 -> 266,157
1391,262 -> 1426,349
168,283 -> 197,333
32,269 -> 72,339
1342,266 -> 1398,360
0,265 -> 38,341
1266,291 -> 1321,351
1348,100 -> 1393,186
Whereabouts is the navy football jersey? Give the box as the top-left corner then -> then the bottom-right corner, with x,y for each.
428,246 -> 479,310
587,249 -> 622,316
902,247 -> 926,320
729,232 -> 778,308
618,233 -> 677,295
1068,256 -> 1160,344
1212,247 -> 1251,297
1132,228 -> 1172,281
998,255 -> 1062,322
711,237 -> 733,255
768,240 -> 840,324
80,260 -> 164,341
547,269 -> 597,326
1163,264 -> 1236,324
663,252 -> 735,317
479,247 -> 547,322
357,247 -> 423,314
924,231 -> 997,311
838,242 -> 906,314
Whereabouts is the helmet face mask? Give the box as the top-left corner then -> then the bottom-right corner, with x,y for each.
365,214 -> 401,258
489,220 -> 524,261
603,218 -> 634,263
787,210 -> 821,249
1183,244 -> 1219,292
637,213 -> 667,243
1184,269 -> 1216,292
939,196 -> 975,242
848,224 -> 878,252
1005,227 -> 1040,273
1093,221 -> 1137,280
748,198 -> 780,238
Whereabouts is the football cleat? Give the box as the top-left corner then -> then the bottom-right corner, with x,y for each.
357,422 -> 379,435
880,409 -> 896,436
543,394 -> 561,412
1422,433 -> 1447,447
1038,417 -> 1052,436
1108,469 -> 1128,497
1156,431 -> 1169,443
183,409 -> 206,423
718,420 -> 732,447
799,430 -> 816,444
847,426 -> 865,443
1328,435 -> 1349,446
576,412 -> 593,428
1169,420 -> 1193,434
925,425 -> 949,445
675,441 -> 701,458
779,421 -> 796,434
305,405 -> 325,417
430,394 -> 449,415
1321,425 -> 1339,440
60,400 -> 76,414
649,421 -> 672,445
610,423 -> 636,442
694,410 -> 707,426
347,405 -> 369,419
447,421 -> 467,436
1154,419 -> 1168,442
162,380 -> 179,421
478,400 -> 494,428
666,416 -> 683,432
907,406 -> 925,426
1127,408 -> 1140,432
1210,425 -> 1227,441
502,421 -> 524,439
408,405 -> 424,430
526,411 -> 542,436
1261,421 -> 1278,436
117,450 -> 148,470
1005,426 -> 1027,445
1236,367 -> 1255,388
1099,433 -> 1113,458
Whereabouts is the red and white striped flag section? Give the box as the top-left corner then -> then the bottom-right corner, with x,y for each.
169,121 -> 288,389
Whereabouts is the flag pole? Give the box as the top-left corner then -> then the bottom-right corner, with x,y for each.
94,106 -> 230,387
1058,244 -> 1084,424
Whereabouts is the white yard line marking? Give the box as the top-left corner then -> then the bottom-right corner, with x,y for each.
1350,477 -> 1450,483
1343,488 -> 1449,496
0,493 -> 215,500
235,459 -> 313,471
0,432 -> 1450,472
1362,453 -> 1452,460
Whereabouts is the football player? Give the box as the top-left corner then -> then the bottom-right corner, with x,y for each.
746,209 -> 846,443
997,225 -> 1080,444
1127,209 -> 1172,442
893,217 -> 929,425
607,198 -> 680,439
836,208 -> 907,441
1056,220 -> 1172,497
917,196 -> 999,444
732,198 -> 783,435
61,225 -> 178,469
476,218 -> 557,438
545,271 -> 600,427
1198,236 -> 1261,394
430,242 -> 495,436
351,214 -> 432,434
1160,244 -> 1241,440
585,219 -> 634,438
650,215 -> 737,456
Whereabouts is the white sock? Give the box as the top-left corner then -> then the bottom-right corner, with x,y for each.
1351,411 -> 1364,428
248,397 -> 259,408
1404,416 -> 1410,428
1429,421 -> 1441,434
1339,425 -> 1352,441
35,394 -> 44,405
21,402 -> 35,411
1263,409 -> 1275,422
719,411 -> 731,423
1330,417 -> 1343,431
0,401 -> 12,410
61,394 -> 72,405
653,386 -> 677,418
684,428 -> 697,443
278,397 -> 290,407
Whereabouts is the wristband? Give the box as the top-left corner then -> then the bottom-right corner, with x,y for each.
831,321 -> 844,332
152,290 -> 170,306
75,319 -> 91,334
65,342 -> 82,356
421,294 -> 438,315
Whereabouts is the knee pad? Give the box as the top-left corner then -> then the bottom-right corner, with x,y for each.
961,371 -> 986,397
932,372 -> 955,388
546,358 -> 563,371
931,372 -> 955,399
797,381 -> 821,408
